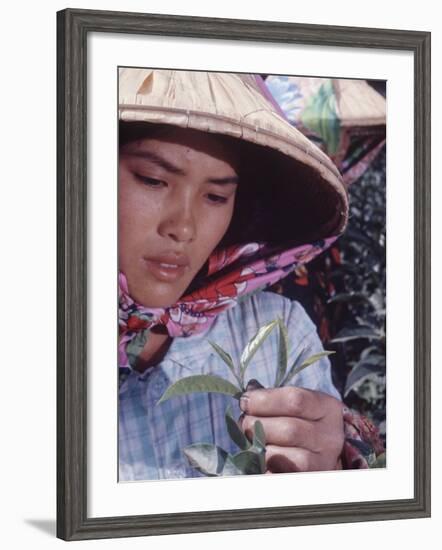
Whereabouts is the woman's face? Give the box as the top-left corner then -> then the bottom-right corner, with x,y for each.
119,127 -> 240,307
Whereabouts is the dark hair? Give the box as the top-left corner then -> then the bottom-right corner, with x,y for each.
120,120 -> 185,146
119,120 -> 241,153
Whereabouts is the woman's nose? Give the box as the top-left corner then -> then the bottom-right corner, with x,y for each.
158,203 -> 196,243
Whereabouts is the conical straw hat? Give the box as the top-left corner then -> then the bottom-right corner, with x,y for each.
333,78 -> 386,127
119,68 -> 349,244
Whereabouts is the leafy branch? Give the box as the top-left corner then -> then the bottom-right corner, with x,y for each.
156,317 -> 334,476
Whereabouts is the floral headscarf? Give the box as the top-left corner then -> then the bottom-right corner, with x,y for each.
119,72 -> 347,374
119,235 -> 340,372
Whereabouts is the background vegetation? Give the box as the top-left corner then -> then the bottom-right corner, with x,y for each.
327,146 -> 386,445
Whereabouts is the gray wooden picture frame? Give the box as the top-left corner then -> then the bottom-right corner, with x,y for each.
57,7 -> 431,541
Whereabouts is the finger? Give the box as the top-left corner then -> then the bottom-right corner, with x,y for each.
239,414 -> 321,452
265,444 -> 324,473
240,386 -> 333,421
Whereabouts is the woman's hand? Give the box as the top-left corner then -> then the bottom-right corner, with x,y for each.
238,385 -> 345,474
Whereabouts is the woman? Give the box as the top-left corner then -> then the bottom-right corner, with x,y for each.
118,68 -> 383,481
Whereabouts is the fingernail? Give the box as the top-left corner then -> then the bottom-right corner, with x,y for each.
239,393 -> 249,412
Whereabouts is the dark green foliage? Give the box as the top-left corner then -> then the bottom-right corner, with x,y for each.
328,146 -> 386,445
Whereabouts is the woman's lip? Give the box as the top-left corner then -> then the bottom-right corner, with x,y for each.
143,258 -> 188,283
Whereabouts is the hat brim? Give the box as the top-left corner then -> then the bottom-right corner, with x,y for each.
118,69 -> 349,244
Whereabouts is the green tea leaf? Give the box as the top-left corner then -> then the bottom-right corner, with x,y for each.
157,375 -> 242,405
225,405 -> 251,451
183,444 -> 244,476
360,346 -> 380,360
278,344 -> 307,387
298,350 -> 335,369
282,351 -> 335,386
252,419 -> 266,450
329,327 -> 382,343
256,447 -> 267,474
231,449 -> 265,475
221,455 -> 245,476
240,320 -> 278,384
208,340 -> 241,386
274,317 -> 289,387
344,357 -> 386,397
183,444 -> 229,476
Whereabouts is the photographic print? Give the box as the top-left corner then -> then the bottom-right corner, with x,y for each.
117,67 -> 386,482
57,8 -> 430,540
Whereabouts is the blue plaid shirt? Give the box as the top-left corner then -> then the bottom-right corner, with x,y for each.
118,290 -> 341,481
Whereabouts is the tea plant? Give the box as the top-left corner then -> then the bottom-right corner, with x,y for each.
327,147 -> 386,442
157,317 -> 334,476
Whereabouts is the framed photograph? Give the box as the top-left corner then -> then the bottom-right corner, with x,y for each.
57,8 -> 431,541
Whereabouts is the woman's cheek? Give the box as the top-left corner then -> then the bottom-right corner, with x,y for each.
219,200 -> 236,233
125,186 -> 161,225
206,204 -> 234,246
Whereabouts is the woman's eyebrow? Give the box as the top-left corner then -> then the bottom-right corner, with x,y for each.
206,176 -> 239,185
124,150 -> 185,175
125,149 -> 239,184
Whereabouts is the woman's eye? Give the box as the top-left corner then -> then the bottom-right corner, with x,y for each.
207,194 -> 228,204
135,174 -> 165,187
